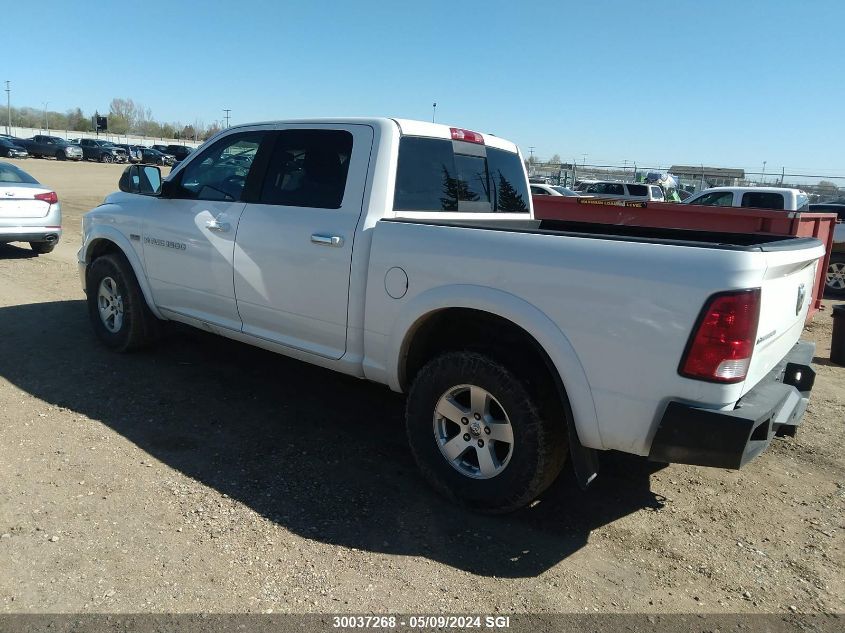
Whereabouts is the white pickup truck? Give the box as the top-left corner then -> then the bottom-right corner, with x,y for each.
79,118 -> 824,513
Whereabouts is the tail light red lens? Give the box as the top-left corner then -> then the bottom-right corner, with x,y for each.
680,288 -> 761,383
450,128 -> 484,144
34,191 -> 58,205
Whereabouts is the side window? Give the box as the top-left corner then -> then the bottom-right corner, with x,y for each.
531,186 -> 548,195
626,184 -> 647,196
259,129 -> 353,209
177,132 -> 265,201
606,183 -> 624,195
694,191 -> 734,206
741,192 -> 784,210
585,183 -> 604,194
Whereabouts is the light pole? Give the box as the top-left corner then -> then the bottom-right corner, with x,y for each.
223,108 -> 231,128
42,101 -> 49,133
761,161 -> 767,184
432,102 -> 437,123
4,81 -> 9,136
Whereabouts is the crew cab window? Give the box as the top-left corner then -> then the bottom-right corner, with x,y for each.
176,132 -> 265,201
394,136 -> 528,213
693,191 -> 734,206
626,184 -> 647,196
259,129 -> 353,209
741,192 -> 784,210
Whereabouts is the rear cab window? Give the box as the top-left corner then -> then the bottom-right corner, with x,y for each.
626,184 -> 647,197
741,192 -> 785,210
393,136 -> 529,214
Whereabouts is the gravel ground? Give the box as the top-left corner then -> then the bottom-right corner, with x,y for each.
0,160 -> 843,615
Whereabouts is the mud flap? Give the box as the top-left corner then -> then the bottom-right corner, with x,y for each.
568,421 -> 599,489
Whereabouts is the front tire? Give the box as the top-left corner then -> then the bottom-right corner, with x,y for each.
406,351 -> 567,513
29,241 -> 55,254
55,151 -> 66,161
101,153 -> 113,163
86,253 -> 159,352
826,253 -> 845,298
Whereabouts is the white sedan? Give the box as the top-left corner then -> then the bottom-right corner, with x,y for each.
529,183 -> 579,196
0,162 -> 61,254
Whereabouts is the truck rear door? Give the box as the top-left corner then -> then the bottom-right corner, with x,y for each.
233,124 -> 374,360
742,243 -> 825,393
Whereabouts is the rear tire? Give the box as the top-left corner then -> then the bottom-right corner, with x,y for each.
29,242 -> 55,254
406,351 -> 567,513
86,253 -> 160,352
826,253 -> 845,298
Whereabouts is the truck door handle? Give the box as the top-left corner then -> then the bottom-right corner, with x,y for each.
311,234 -> 344,247
205,219 -> 230,232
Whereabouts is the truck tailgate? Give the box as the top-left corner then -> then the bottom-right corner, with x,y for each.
743,244 -> 824,394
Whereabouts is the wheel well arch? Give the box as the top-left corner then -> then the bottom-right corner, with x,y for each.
86,237 -> 122,263
82,233 -> 164,320
400,308 -> 573,425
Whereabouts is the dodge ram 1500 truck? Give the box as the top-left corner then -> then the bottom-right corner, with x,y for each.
78,118 -> 824,512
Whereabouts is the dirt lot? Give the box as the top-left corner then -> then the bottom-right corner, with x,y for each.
0,160 -> 843,615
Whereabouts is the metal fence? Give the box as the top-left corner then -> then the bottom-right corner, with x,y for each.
4,125 -> 203,149
528,162 -> 845,203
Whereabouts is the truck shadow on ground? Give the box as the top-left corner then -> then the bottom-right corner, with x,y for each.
0,300 -> 666,578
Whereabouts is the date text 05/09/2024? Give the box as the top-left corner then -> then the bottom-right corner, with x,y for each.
332,615 -> 511,629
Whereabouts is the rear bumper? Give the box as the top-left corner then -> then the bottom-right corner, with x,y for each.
0,227 -> 62,244
648,341 -> 816,469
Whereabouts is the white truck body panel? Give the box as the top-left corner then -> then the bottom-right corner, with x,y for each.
79,117 -> 824,474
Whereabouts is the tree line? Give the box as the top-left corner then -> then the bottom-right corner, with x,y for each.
7,97 -> 221,140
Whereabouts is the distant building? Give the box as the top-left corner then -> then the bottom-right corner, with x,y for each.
669,165 -> 745,187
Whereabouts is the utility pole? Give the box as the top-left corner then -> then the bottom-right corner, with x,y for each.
223,108 -> 231,128
761,160 -> 767,184
432,102 -> 436,123
582,153 -> 587,167
4,81 -> 10,136
42,101 -> 50,133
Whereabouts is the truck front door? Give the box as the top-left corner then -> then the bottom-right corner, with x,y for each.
141,129 -> 270,332
234,124 -> 374,359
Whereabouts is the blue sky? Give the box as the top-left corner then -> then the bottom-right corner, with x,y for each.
10,0 -> 845,175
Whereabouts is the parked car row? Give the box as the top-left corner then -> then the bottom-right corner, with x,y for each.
0,133 -> 193,165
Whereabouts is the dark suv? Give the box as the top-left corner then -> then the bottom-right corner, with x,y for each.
72,139 -> 128,163
156,144 -> 193,161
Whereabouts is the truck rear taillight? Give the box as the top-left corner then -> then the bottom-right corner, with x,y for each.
450,128 -> 484,144
35,191 -> 58,204
680,289 -> 761,384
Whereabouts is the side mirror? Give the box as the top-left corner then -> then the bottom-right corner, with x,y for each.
118,165 -> 162,196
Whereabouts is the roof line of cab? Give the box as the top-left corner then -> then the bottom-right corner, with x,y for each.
220,117 -> 520,154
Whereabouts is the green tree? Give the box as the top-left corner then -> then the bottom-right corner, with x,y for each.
817,180 -> 840,195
